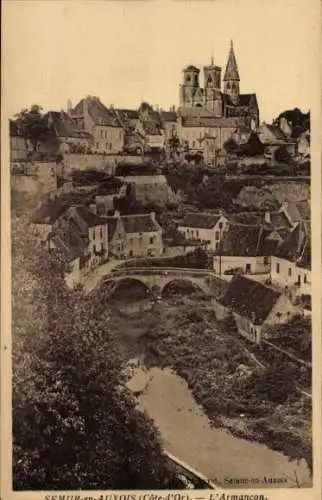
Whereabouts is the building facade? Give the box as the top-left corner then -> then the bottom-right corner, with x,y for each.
178,212 -> 229,252
105,211 -> 163,259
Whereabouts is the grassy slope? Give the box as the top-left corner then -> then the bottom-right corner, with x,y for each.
139,296 -> 312,473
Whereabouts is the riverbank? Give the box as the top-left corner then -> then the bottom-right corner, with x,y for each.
105,292 -> 312,484
140,296 -> 312,477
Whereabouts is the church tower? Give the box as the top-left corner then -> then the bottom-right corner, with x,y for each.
180,65 -> 201,108
223,40 -> 240,104
203,56 -> 222,115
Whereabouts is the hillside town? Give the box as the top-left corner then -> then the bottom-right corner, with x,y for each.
11,40 -> 312,490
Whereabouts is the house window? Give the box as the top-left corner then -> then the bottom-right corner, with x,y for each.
276,262 -> 280,274
129,237 -> 133,245
219,222 -> 223,229
93,244 -> 96,253
304,274 -> 307,283
93,229 -> 95,240
245,263 -> 252,273
149,236 -> 155,245
100,227 -> 103,239
288,267 -> 292,277
196,230 -> 199,238
263,256 -> 269,265
215,231 -> 220,240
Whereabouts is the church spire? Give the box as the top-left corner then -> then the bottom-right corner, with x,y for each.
223,39 -> 240,81
223,40 -> 240,103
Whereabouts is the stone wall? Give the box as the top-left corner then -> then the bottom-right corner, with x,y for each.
62,153 -> 144,177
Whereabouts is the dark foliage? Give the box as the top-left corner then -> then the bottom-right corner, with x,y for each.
12,218 -> 174,490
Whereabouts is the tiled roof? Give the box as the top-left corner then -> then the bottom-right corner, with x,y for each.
180,212 -> 222,229
46,111 -> 92,139
50,233 -> 81,262
281,201 -> 310,223
104,217 -> 119,241
181,115 -> 247,128
229,211 -> 291,229
72,97 -> 122,127
297,237 -> 311,270
31,201 -> 69,225
274,223 -> 307,262
121,214 -> 161,233
217,275 -> 281,325
218,225 -> 272,256
115,109 -> 139,120
160,111 -> 177,123
73,205 -> 106,227
263,124 -> 287,141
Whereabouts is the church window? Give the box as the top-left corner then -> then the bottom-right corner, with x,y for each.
186,75 -> 191,83
227,82 -> 231,89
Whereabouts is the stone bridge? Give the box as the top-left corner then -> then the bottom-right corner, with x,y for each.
99,266 -> 221,297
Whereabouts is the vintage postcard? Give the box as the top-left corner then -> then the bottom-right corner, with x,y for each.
1,0 -> 321,499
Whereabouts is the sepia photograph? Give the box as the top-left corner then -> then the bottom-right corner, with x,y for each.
1,0 -> 321,497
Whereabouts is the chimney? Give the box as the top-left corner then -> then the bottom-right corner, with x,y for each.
114,210 -> 121,218
150,211 -> 156,222
264,211 -> 271,224
67,99 -> 72,113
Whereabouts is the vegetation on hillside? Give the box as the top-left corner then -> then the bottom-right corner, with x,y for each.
141,298 -> 312,473
12,217 -> 176,490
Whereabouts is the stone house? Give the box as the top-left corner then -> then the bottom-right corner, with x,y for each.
178,212 -> 229,252
105,211 -> 163,259
70,96 -> 124,154
30,201 -> 70,243
31,201 -> 108,271
213,275 -> 297,343
213,224 -> 273,276
258,123 -> 297,160
58,205 -> 109,271
48,233 -> 81,289
270,222 -> 311,298
45,111 -> 94,154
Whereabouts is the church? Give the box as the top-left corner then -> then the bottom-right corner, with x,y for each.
177,41 -> 260,154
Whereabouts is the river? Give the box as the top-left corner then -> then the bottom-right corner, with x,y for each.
127,363 -> 312,489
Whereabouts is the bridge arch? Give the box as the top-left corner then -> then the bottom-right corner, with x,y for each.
102,277 -> 151,301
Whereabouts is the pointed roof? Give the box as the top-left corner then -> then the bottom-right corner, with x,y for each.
223,40 -> 240,81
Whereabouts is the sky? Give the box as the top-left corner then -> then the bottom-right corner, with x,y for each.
2,0 -> 320,123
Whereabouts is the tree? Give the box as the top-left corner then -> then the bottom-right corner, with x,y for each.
275,145 -> 292,164
12,217 -> 175,490
242,132 -> 265,157
14,105 -> 54,152
223,137 -> 241,155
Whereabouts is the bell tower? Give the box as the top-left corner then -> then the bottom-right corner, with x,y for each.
203,55 -> 222,115
180,65 -> 200,108
223,40 -> 240,104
